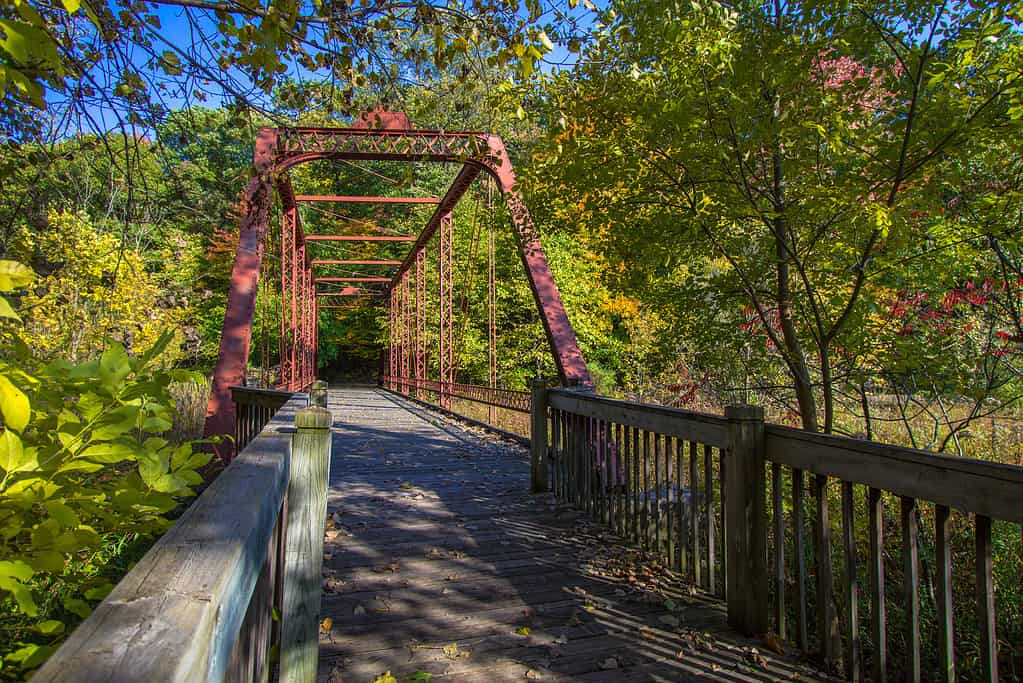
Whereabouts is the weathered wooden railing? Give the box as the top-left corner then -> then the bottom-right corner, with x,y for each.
381,374 -> 531,439
232,385 -> 296,450
33,386 -> 333,682
533,388 -> 1023,681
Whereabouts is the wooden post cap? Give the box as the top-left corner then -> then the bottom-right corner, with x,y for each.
295,406 -> 332,429
724,404 -> 764,421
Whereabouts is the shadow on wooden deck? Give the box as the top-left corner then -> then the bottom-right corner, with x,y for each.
317,387 -> 828,682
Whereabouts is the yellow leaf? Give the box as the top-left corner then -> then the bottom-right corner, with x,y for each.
320,617 -> 333,632
515,626 -> 531,636
372,672 -> 397,683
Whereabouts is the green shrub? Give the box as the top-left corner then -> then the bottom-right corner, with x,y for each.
0,259 -> 211,677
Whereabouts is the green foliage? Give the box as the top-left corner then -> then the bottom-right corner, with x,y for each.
0,260 -> 210,677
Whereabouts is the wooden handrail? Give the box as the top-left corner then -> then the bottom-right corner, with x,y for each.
532,388 -> 1023,681
33,391 -> 333,682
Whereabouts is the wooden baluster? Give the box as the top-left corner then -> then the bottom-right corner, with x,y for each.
976,514 -> 997,682
773,463 -> 786,639
936,504 -> 955,683
869,488 -> 886,682
720,445 -> 726,600
632,426 -> 640,544
654,432 -> 662,554
642,430 -> 650,549
529,385 -> 548,493
550,409 -> 560,499
588,419 -> 596,519
615,423 -> 624,537
678,437 -> 687,574
901,497 -> 920,682
567,414 -> 576,505
705,444 -> 715,594
842,482 -> 859,682
597,419 -> 605,527
690,440 -> 700,586
815,474 -> 837,667
666,436 -> 675,568
793,468 -> 808,651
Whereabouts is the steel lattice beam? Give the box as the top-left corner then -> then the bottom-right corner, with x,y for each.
316,277 -> 391,283
312,259 -> 401,266
304,235 -> 417,242
295,195 -> 439,204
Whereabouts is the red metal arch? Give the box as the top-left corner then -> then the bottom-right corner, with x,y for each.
203,118 -> 590,458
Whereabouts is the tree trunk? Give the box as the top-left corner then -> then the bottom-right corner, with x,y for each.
772,146 -> 818,432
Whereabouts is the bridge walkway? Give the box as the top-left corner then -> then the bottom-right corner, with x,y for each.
317,387 -> 825,682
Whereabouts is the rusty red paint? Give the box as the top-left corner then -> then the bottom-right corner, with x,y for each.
203,119 -> 591,454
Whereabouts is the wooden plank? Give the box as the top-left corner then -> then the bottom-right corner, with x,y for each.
901,497 -> 920,682
976,515 -> 998,682
33,396 -> 307,683
765,425 -> 1023,523
281,406 -> 333,682
869,487 -> 887,683
317,388 -> 832,683
935,504 -> 955,682
548,391 -> 728,448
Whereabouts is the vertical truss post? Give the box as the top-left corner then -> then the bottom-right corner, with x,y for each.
389,286 -> 397,390
415,248 -> 426,400
297,237 -> 308,389
487,183 -> 497,425
300,263 -> 308,388
438,211 -> 453,409
399,269 -> 408,394
280,204 -> 295,390
291,213 -> 303,390
204,128 -> 276,459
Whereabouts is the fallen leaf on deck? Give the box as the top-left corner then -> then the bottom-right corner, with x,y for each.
515,626 -> 531,636
400,482 -> 413,490
760,631 -> 785,655
405,672 -> 432,681
320,618 -> 333,632
372,673 -> 398,683
524,670 -> 542,680
442,642 -> 468,660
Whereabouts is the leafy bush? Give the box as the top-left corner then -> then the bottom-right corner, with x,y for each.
0,259 -> 210,677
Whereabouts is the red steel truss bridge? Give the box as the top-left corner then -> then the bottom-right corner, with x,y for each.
36,111 -> 1017,683
202,110 -> 591,456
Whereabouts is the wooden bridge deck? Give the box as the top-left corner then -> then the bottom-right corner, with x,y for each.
318,387 -> 826,682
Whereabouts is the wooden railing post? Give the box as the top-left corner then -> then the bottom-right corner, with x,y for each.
724,404 -> 768,636
530,380 -> 549,493
310,380 -> 328,408
280,406 -> 332,682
